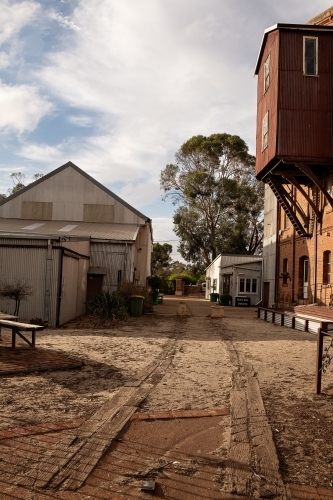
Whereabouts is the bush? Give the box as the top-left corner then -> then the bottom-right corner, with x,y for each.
220,293 -> 232,306
89,290 -> 129,320
147,275 -> 163,291
168,273 -> 197,285
116,282 -> 152,314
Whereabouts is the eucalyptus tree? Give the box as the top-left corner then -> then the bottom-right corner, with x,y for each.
160,133 -> 263,266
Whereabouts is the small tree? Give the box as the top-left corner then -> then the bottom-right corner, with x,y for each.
0,280 -> 33,316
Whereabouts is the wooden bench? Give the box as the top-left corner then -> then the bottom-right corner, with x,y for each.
0,319 -> 45,348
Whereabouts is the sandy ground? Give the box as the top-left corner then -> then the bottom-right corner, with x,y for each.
1,301 -> 333,490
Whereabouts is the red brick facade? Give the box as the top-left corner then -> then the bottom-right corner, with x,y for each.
276,185 -> 333,307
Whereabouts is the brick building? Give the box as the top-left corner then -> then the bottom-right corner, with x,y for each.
255,7 -> 333,308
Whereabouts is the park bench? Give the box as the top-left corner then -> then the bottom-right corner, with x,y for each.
0,319 -> 45,348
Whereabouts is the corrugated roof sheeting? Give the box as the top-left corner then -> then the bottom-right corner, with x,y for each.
0,238 -> 52,247
220,255 -> 262,268
0,218 -> 139,241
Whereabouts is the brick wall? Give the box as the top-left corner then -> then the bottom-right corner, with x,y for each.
276,184 -> 333,306
184,285 -> 202,296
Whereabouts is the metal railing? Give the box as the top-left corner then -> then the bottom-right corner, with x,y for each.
274,283 -> 333,310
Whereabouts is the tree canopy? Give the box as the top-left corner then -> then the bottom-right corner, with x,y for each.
160,133 -> 263,266
151,243 -> 173,276
1,172 -> 44,198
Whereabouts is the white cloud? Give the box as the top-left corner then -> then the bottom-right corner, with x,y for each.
117,182 -> 161,210
0,51 -> 9,69
67,114 -> 92,127
0,83 -> 54,134
0,0 -> 42,75
18,142 -> 63,163
151,217 -> 183,260
51,12 -> 80,31
0,0 -> 40,46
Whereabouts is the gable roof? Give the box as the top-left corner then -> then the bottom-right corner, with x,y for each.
0,161 -> 150,223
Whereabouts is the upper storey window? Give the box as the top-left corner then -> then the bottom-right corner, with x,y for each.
262,112 -> 269,151
264,54 -> 270,93
303,37 -> 318,76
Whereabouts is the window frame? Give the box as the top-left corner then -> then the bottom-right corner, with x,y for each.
303,36 -> 318,76
264,54 -> 270,93
323,251 -> 331,285
282,258 -> 288,285
239,277 -> 258,295
262,111 -> 269,152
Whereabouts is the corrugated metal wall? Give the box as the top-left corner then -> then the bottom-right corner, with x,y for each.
90,243 -> 134,293
0,240 -> 61,325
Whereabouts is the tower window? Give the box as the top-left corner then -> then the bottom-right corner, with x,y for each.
262,112 -> 269,151
303,37 -> 318,76
264,54 -> 270,93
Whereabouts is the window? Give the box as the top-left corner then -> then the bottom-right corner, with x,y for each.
264,54 -> 270,93
262,112 -> 269,151
283,258 -> 288,285
303,37 -> 318,76
239,277 -> 258,294
117,270 -> 122,284
323,251 -> 331,284
284,210 -> 290,229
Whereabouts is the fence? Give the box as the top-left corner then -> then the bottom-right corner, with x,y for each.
275,283 -> 333,310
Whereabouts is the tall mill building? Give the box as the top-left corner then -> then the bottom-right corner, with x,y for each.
255,6 -> 333,308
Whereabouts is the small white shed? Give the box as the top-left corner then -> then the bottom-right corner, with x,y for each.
205,254 -> 263,306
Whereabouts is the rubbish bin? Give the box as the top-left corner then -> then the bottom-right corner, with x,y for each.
129,295 -> 144,317
209,293 -> 219,302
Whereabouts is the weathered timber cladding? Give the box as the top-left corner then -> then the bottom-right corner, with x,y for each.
256,30 -> 279,175
278,30 -> 333,160
256,26 -> 333,178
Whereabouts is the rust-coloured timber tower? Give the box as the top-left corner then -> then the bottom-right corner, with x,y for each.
255,23 -> 333,238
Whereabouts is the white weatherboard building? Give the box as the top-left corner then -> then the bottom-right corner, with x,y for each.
205,254 -> 263,306
0,162 -> 152,326
262,185 -> 278,308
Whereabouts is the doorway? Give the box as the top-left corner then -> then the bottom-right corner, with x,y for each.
303,259 -> 309,299
298,256 -> 309,300
263,282 -> 270,308
86,275 -> 104,304
222,275 -> 231,295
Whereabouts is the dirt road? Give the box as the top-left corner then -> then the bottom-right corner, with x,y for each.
0,298 -> 333,499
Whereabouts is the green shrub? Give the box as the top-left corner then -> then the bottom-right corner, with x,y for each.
89,290 -> 129,320
168,273 -> 196,285
147,275 -> 163,291
116,282 -> 152,314
220,293 -> 232,306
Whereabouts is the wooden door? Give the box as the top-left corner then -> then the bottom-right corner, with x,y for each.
86,275 -> 103,304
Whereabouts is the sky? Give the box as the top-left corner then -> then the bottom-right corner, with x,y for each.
0,0 -> 331,260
